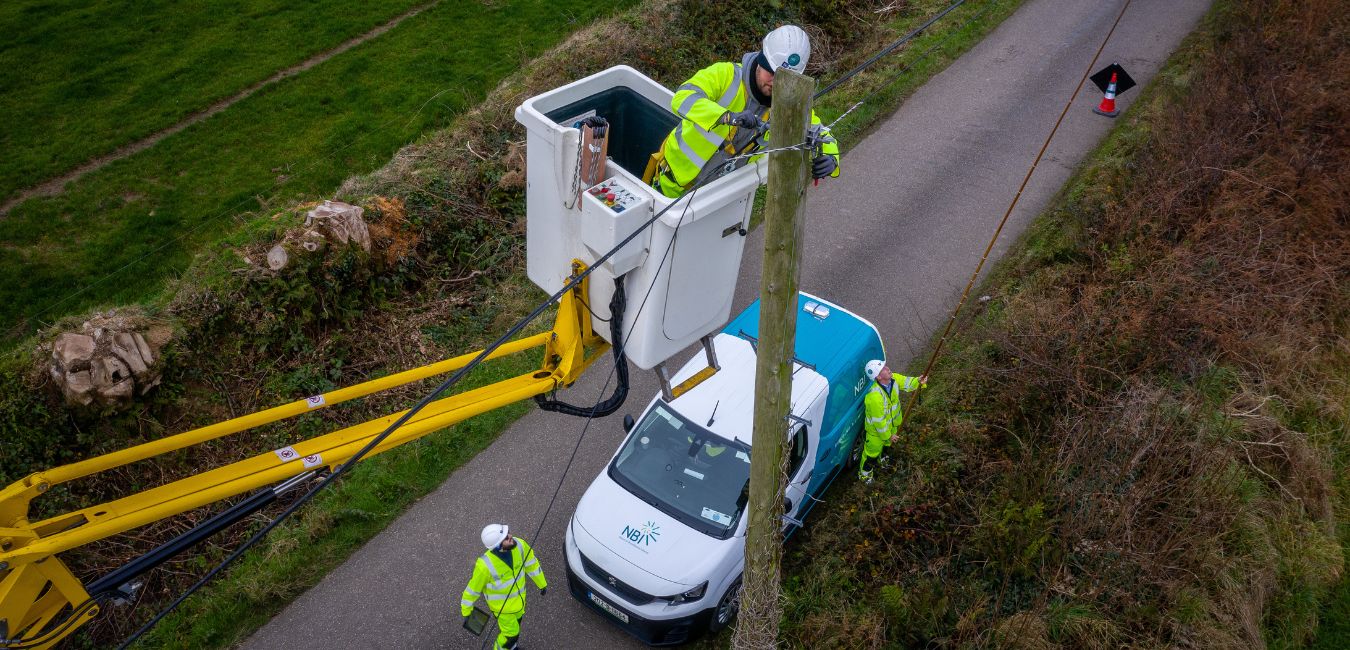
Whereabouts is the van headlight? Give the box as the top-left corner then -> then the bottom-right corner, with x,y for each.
663,581 -> 708,604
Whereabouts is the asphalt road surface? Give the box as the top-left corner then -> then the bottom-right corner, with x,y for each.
244,0 -> 1211,647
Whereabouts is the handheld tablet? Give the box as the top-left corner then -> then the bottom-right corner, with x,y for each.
463,606 -> 490,636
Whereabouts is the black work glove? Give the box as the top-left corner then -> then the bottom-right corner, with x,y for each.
721,109 -> 763,130
812,154 -> 838,180
540,587 -> 548,596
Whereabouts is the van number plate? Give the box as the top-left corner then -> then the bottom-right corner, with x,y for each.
589,592 -> 629,623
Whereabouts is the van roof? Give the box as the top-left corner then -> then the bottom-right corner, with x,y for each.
722,292 -> 882,385
662,293 -> 879,444
664,335 -> 826,445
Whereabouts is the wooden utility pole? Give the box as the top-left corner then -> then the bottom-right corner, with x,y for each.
733,68 -> 813,650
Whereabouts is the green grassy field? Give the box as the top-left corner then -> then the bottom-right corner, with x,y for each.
0,0 -> 635,343
0,0 -> 424,200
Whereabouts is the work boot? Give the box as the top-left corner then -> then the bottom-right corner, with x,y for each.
859,469 -> 874,485
878,455 -> 891,468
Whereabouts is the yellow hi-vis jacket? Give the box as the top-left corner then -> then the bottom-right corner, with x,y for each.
460,537 -> 547,617
864,375 -> 926,442
658,51 -> 840,195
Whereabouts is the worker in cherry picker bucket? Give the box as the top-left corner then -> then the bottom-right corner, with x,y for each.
650,25 -> 842,198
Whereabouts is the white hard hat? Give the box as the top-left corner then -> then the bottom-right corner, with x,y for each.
481,523 -> 509,550
864,359 -> 885,381
763,25 -> 810,74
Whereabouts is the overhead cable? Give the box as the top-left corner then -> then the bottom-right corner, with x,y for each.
814,0 -> 971,99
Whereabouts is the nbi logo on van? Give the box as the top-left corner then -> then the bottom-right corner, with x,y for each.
621,521 -> 660,546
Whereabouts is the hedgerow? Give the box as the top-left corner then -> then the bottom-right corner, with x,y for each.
780,1 -> 1348,646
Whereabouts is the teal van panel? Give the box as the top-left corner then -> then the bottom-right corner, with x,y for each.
723,293 -> 883,442
723,293 -> 885,526
724,295 -> 883,397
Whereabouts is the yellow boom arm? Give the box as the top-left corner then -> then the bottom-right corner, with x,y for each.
0,268 -> 607,648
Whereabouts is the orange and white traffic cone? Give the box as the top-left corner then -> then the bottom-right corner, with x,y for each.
1093,72 -> 1120,117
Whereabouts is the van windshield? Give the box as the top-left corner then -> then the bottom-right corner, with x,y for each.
609,402 -> 750,538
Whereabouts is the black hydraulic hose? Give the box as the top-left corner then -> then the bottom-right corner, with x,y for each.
85,491 -> 275,600
1,473 -> 319,650
85,471 -> 318,600
534,277 -> 628,417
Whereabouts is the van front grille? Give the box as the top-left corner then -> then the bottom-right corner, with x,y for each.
578,551 -> 656,606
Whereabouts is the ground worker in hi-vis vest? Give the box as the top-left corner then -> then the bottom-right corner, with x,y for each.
859,359 -> 927,484
461,524 -> 547,650
650,25 -> 841,198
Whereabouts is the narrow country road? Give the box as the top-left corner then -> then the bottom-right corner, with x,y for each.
244,1 -> 1211,648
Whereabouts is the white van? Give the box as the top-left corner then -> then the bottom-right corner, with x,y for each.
564,293 -> 885,644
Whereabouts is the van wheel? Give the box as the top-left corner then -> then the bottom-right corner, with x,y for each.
846,429 -> 864,469
708,577 -> 742,633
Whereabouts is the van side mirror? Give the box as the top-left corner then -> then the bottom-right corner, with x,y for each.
623,414 -> 635,432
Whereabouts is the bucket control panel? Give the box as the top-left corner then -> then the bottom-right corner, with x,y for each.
586,178 -> 644,213
580,175 -> 652,277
